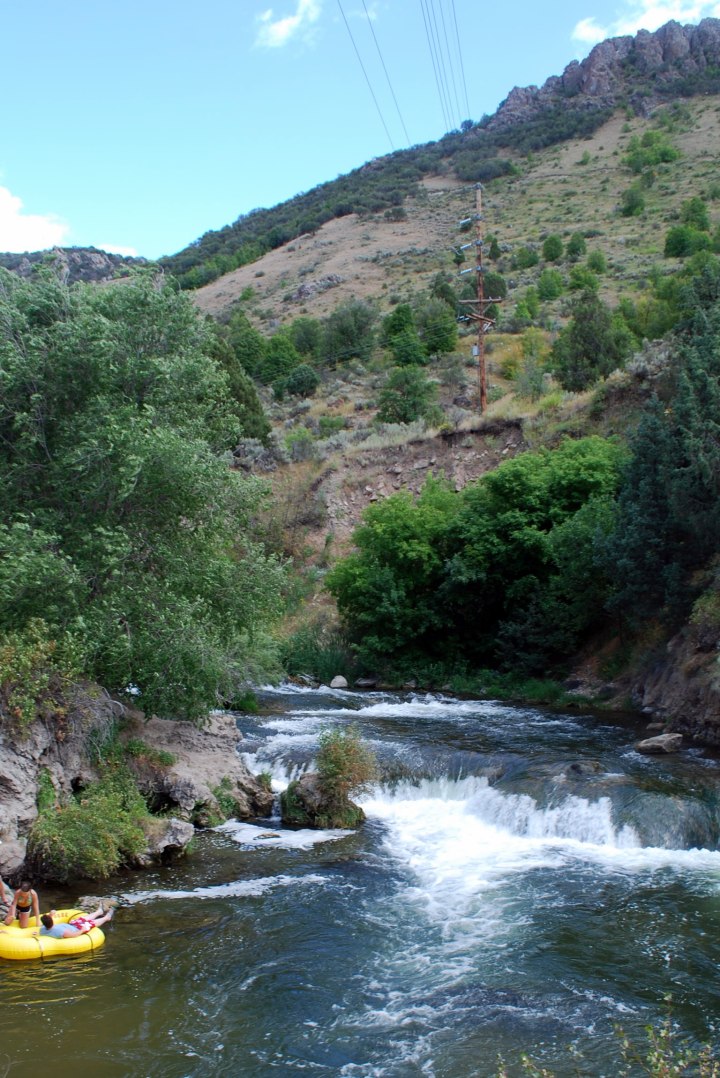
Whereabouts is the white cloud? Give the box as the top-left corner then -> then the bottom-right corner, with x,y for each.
0,185 -> 69,252
255,0 -> 321,47
573,1 -> 720,46
573,17 -> 608,44
99,242 -> 138,257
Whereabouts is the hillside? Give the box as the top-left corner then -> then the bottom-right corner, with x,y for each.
164,18 -> 720,290
193,100 -> 720,328
1,19 -> 719,740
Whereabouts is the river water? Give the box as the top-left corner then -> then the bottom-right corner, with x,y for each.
3,685 -> 720,1077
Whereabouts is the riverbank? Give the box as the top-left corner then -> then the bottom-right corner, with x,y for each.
0,686 -> 272,880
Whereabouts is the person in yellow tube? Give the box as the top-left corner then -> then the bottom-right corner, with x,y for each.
4,880 -> 40,929
38,905 -> 114,939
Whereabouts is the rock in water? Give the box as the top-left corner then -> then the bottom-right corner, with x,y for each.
635,733 -> 684,754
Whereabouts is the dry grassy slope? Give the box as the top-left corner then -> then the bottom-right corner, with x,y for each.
198,97 -> 720,563
194,97 -> 720,326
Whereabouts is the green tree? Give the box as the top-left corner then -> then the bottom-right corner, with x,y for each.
257,333 -> 301,385
604,297 -> 720,623
537,268 -> 564,301
227,310 -> 267,377
565,232 -> 587,262
284,363 -> 320,398
586,249 -> 607,274
513,246 -> 539,270
620,185 -> 645,217
416,298 -> 458,358
568,266 -> 600,292
376,366 -> 440,424
289,316 -> 323,359
0,269 -> 284,718
207,330 -> 271,443
381,303 -> 415,347
322,299 -> 377,366
680,196 -> 710,232
444,437 -> 624,664
326,478 -> 459,664
542,234 -> 563,262
664,225 -> 712,258
552,289 -> 635,390
389,327 -> 428,366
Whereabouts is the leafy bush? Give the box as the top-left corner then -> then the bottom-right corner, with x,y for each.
542,234 -> 563,262
620,184 -> 645,217
27,765 -> 149,882
377,366 -> 441,425
664,225 -> 712,258
552,289 -> 635,390
280,622 -> 358,685
624,130 -> 680,173
284,363 -> 320,398
565,232 -> 587,262
537,269 -> 564,300
513,246 -> 540,270
123,738 -> 176,767
587,249 -> 607,274
315,726 -> 378,826
680,196 -> 710,232
0,620 -> 80,734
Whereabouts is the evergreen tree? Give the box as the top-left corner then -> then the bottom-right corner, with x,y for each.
552,289 -> 635,390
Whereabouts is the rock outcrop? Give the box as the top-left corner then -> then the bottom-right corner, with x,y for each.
281,772 -> 364,830
0,690 -> 271,879
124,710 -> 273,825
0,246 -> 144,284
632,628 -> 720,746
488,18 -> 720,130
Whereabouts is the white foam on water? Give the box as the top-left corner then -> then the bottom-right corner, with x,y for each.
216,819 -> 353,850
257,715 -> 325,733
118,873 -> 327,906
361,777 -> 720,928
284,693 -> 509,722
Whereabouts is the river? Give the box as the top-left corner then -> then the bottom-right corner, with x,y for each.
2,685 -> 720,1077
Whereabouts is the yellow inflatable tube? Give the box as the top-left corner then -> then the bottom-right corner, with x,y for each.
0,909 -> 106,960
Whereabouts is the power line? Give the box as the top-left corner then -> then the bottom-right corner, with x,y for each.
427,0 -> 454,129
361,0 -> 412,147
336,0 -> 395,152
437,0 -> 463,127
419,0 -> 452,133
450,0 -> 471,121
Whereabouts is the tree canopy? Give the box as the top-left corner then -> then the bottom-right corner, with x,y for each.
0,269 -> 283,719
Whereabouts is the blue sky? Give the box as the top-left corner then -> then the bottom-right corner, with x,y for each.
2,0 -> 719,259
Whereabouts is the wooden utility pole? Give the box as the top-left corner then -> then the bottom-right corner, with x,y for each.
456,184 -> 501,414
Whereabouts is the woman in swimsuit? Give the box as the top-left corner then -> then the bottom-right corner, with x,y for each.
4,879 -> 40,929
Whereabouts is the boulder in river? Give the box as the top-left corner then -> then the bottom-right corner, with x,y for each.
635,733 -> 684,754
281,772 -> 365,829
330,675 -> 348,689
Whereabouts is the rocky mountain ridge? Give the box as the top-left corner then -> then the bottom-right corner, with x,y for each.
490,18 -> 720,129
0,245 -> 144,284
